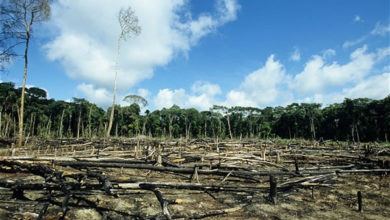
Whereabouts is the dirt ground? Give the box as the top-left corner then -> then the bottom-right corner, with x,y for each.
0,138 -> 388,219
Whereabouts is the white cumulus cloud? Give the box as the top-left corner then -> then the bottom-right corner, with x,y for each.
191,81 -> 222,96
153,81 -> 222,110
153,88 -> 186,109
150,44 -> 388,110
305,73 -> 390,105
341,73 -> 390,99
77,83 -> 112,106
225,55 -> 288,107
137,88 -> 150,99
45,0 -> 240,105
293,45 -> 375,94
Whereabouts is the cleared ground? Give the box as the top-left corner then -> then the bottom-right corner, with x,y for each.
0,138 -> 388,219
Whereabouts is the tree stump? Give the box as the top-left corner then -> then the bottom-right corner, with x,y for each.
357,191 -> 363,212
294,157 -> 300,174
276,151 -> 280,164
269,175 -> 277,204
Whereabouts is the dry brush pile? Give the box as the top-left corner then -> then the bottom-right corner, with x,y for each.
0,137 -> 389,219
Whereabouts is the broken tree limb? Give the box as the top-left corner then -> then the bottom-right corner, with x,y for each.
118,181 -> 269,193
168,205 -> 243,219
139,184 -> 178,219
221,170 -> 233,183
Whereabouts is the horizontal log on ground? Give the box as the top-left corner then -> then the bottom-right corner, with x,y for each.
169,206 -> 243,219
301,164 -> 355,170
279,173 -> 337,189
0,156 -> 76,161
337,169 -> 390,174
54,161 -> 390,177
54,161 -> 298,177
0,179 -> 103,191
298,169 -> 390,176
118,181 -> 269,192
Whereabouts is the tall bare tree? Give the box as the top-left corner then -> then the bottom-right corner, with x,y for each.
106,7 -> 141,138
0,0 -> 51,147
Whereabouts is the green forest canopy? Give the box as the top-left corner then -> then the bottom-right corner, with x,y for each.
0,82 -> 389,142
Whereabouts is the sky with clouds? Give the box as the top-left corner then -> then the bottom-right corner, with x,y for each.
1,0 -> 389,111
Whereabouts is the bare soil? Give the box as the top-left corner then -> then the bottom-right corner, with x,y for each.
0,137 -> 388,219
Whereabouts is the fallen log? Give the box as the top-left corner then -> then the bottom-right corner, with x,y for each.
54,161 -> 298,178
336,169 -> 390,174
301,164 -> 355,170
118,181 -> 269,193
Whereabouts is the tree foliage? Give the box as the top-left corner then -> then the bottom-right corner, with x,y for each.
1,0 -> 51,146
123,94 -> 147,107
0,82 -> 388,142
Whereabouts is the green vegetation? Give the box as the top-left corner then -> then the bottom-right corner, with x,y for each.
0,0 -> 51,147
0,82 -> 389,142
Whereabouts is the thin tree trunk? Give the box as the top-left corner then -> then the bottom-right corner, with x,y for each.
169,116 -> 173,139
227,114 -> 233,140
81,123 -> 84,138
77,108 -> 81,140
218,119 -> 222,138
212,121 -> 215,138
204,121 -> 207,138
67,113 -> 72,137
18,24 -> 31,148
355,124 -> 360,143
4,118 -> 9,138
115,123 -> 118,137
46,116 -> 51,137
0,111 -> 2,137
188,123 -> 191,139
185,118 -> 188,140
310,117 -> 316,140
142,120 -> 146,136
59,109 -> 65,139
107,36 -> 121,138
28,113 -> 34,137
88,105 -> 92,138
13,117 -> 16,138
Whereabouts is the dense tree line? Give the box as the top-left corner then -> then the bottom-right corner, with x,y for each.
0,82 -> 389,142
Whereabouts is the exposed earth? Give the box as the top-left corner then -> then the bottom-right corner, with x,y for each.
0,137 -> 388,219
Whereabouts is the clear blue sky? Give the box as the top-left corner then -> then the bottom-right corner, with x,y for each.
1,0 -> 389,110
